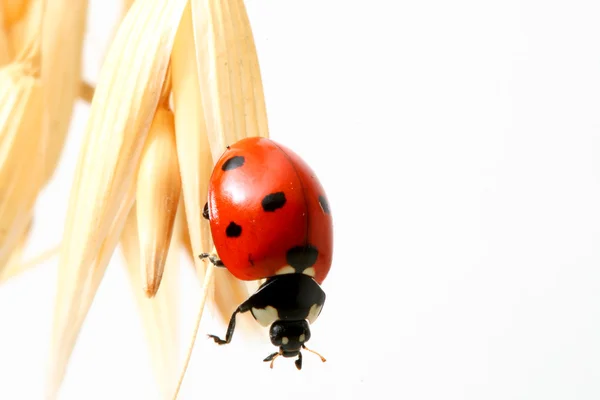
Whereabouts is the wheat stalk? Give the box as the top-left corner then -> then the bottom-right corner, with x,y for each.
0,4 -> 10,64
170,0 -> 269,396
47,0 -> 189,397
0,0 -> 45,275
0,0 -> 271,397
121,202 -> 181,399
40,0 -> 88,181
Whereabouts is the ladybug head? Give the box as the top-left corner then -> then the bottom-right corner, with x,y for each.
269,320 -> 311,357
263,320 -> 326,370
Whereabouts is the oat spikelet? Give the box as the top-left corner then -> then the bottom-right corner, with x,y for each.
0,5 -> 10,65
40,0 -> 88,181
122,203 -> 180,399
172,0 -> 270,395
171,0 -> 252,345
48,183 -> 136,400
193,0 -> 269,157
0,0 -> 48,280
122,0 -> 136,14
0,63 -> 43,273
171,0 -> 213,284
0,214 -> 31,281
191,0 -> 270,318
47,0 -> 189,396
2,1 -> 28,27
1,241 -> 60,282
136,104 -> 181,297
6,0 -> 43,63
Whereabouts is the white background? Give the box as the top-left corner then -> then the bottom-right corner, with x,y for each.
1,0 -> 600,399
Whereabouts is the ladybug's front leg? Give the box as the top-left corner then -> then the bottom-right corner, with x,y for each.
208,297 -> 253,345
198,253 -> 226,267
208,309 -> 239,344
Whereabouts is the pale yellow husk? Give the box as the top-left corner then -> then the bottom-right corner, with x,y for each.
192,0 -> 270,317
172,0 -> 254,329
48,183 -> 136,400
40,0 -> 88,181
22,0 -> 276,396
0,240 -> 60,282
6,0 -> 42,63
0,62 -> 43,273
0,0 -> 87,282
136,106 -> 181,297
47,0 -> 189,397
122,0 -> 136,14
0,4 -> 10,65
171,0 -> 270,396
2,1 -> 28,27
122,203 -> 180,399
192,0 -> 269,156
0,214 -> 31,281
171,0 -> 212,281
0,0 -> 46,278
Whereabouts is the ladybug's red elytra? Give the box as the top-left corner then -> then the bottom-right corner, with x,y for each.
199,137 -> 333,370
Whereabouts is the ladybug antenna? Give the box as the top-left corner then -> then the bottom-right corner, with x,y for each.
302,344 -> 327,363
263,350 -> 283,369
198,253 -> 225,267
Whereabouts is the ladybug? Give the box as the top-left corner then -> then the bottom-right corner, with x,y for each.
199,136 -> 333,370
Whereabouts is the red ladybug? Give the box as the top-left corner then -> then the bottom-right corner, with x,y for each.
199,137 -> 333,369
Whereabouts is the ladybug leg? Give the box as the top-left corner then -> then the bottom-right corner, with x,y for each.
198,253 -> 225,268
202,202 -> 210,220
208,296 -> 254,345
263,350 -> 282,369
209,287 -> 271,345
208,307 -> 242,344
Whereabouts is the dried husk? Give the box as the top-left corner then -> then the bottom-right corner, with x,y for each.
0,0 -> 47,278
172,0 -> 258,328
191,0 -> 271,314
0,213 -> 31,281
47,0 -> 189,397
192,0 -> 269,156
0,4 -> 10,65
40,0 -> 89,182
47,184 -> 136,399
2,1 -> 28,27
136,106 -> 181,297
171,0 -> 215,292
122,203 -> 180,399
0,62 -> 43,273
6,0 -> 42,62
172,0 -> 271,395
0,0 -> 85,281
122,0 -> 136,14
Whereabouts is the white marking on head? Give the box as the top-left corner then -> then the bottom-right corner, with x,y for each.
299,334 -> 306,342
276,265 -> 295,275
282,337 -> 289,345
307,303 -> 323,325
251,306 -> 279,327
302,267 -> 316,277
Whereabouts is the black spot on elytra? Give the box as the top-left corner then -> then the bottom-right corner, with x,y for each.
202,202 -> 209,220
286,245 -> 319,272
262,192 -> 286,212
318,195 -> 330,214
222,156 -> 245,171
226,222 -> 242,237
